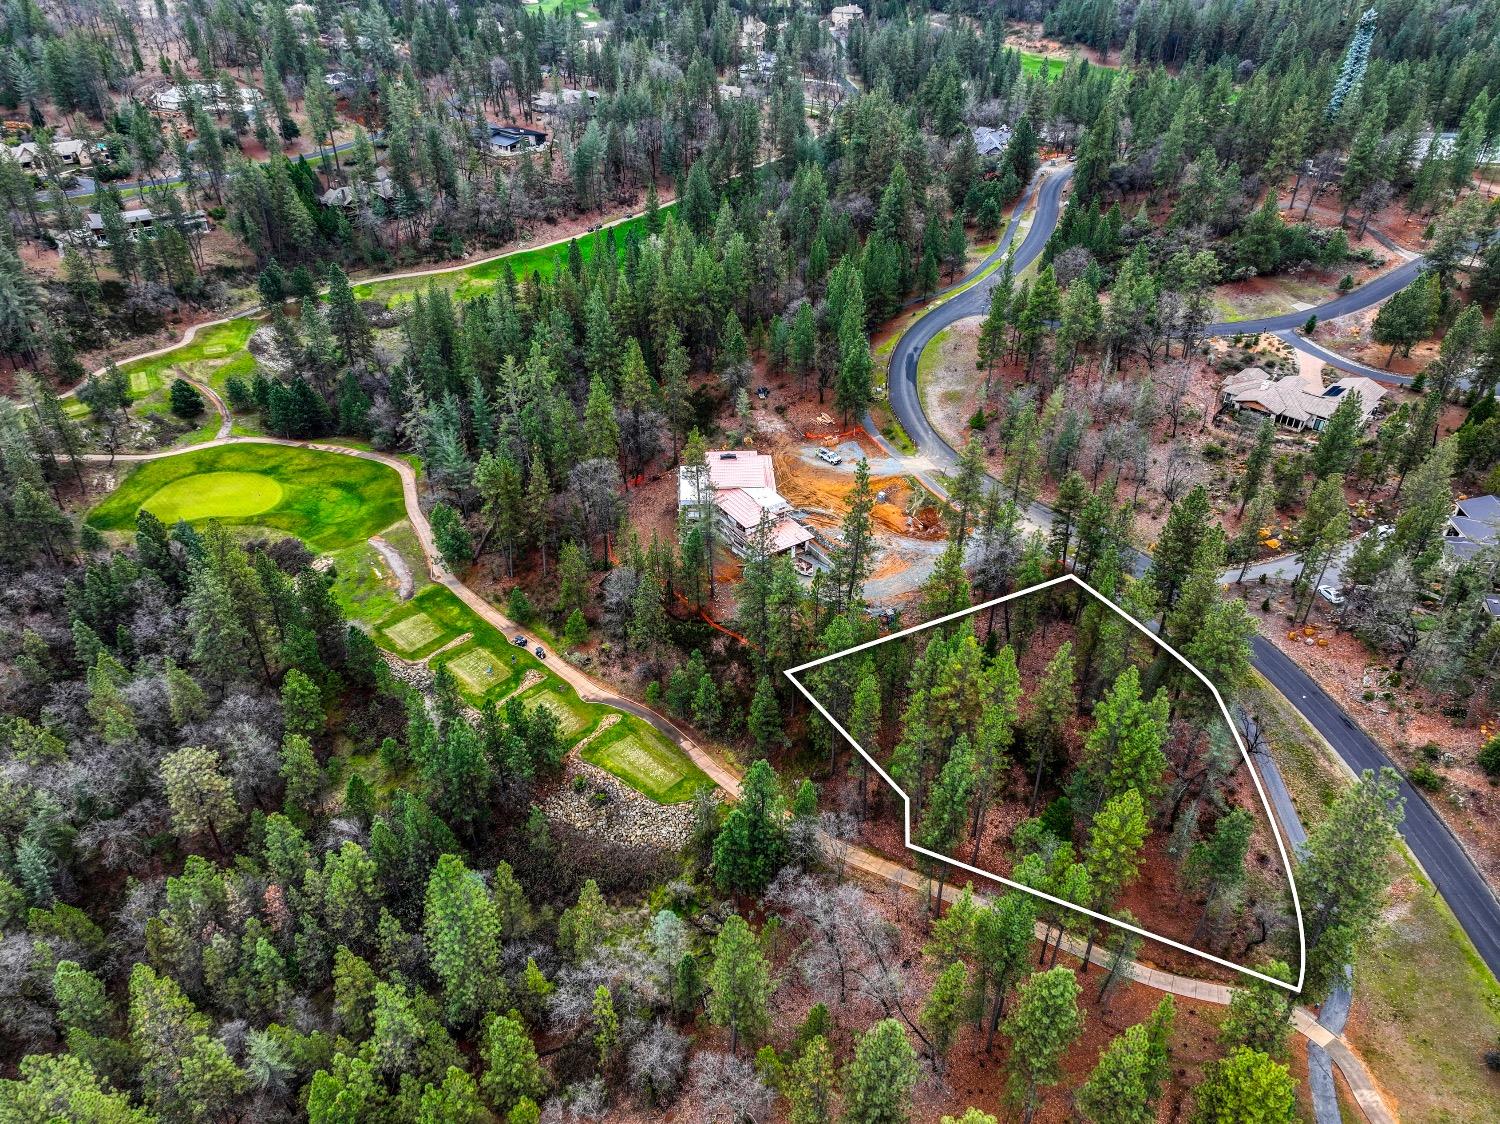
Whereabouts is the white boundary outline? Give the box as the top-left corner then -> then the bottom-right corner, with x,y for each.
784,572 -> 1308,994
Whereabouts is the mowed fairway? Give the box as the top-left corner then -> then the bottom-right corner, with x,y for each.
582,721 -> 711,804
88,444 -> 405,551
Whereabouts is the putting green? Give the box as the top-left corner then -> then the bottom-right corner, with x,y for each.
142,471 -> 284,522
88,444 -> 406,551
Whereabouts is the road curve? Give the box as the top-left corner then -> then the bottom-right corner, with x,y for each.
878,165 -> 1500,987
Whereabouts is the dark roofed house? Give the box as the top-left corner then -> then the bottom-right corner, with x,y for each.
972,125 -> 1011,156
480,124 -> 548,157
1445,495 -> 1500,563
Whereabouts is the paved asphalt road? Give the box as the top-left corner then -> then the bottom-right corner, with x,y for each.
881,164 -> 1500,982
1204,257 -> 1428,338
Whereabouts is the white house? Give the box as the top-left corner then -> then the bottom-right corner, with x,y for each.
1,138 -> 95,169
1220,367 -> 1385,433
151,82 -> 262,114
678,450 -> 813,558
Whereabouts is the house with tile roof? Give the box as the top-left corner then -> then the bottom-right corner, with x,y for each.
1220,367 -> 1385,433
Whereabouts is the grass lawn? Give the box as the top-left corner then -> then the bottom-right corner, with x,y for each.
581,718 -> 712,804
117,319 -> 257,397
1245,673 -> 1500,1122
870,401 -> 916,455
352,212 -> 655,304
1349,854 -> 1500,1122
87,443 -> 405,552
1018,52 -> 1066,79
533,0 -> 599,18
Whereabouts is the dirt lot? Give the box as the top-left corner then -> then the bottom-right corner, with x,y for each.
658,871 -> 1298,1124
742,389 -> 954,602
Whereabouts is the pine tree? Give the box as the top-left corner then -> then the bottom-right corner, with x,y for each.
784,1035 -> 836,1124
1219,960 -> 1295,1060
1326,8 -> 1378,121
1003,967 -> 1084,1124
1311,392 -> 1365,479
423,854 -> 505,1028
842,1019 -> 919,1124
1193,1047 -> 1298,1123
1076,1022 -> 1164,1124
1239,420 -> 1275,515
829,459 -> 877,613
712,759 -> 788,896
1296,768 -> 1404,999
160,745 -> 239,858
1085,788 -> 1148,904
706,914 -> 772,1054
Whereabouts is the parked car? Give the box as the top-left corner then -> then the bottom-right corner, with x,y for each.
1317,585 -> 1346,606
513,634 -> 528,647
535,646 -> 547,659
816,447 -> 842,465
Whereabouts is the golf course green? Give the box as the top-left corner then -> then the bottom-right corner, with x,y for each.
87,444 -> 405,551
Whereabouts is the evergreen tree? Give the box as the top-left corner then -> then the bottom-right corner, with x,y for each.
706,914 -> 772,1055
842,1019 -> 919,1124
712,759 -> 788,896
1003,967 -> 1084,1124
1193,1047 -> 1298,1124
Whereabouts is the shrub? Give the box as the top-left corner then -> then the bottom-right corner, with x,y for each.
1301,315 -> 1318,334
507,587 -> 535,623
1409,764 -> 1444,792
1337,273 -> 1355,291
1478,736 -> 1500,780
1040,796 -> 1074,842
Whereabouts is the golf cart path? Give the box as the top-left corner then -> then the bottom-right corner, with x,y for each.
81,434 -> 1394,1124
76,182 -> 684,391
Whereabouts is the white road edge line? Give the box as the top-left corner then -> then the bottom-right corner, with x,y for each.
784,571 -> 1308,995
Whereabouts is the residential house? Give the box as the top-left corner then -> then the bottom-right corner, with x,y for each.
1445,495 -> 1500,564
150,82 -> 262,115
678,450 -> 814,559
62,207 -> 210,249
479,124 -> 548,157
1220,367 -> 1386,433
739,51 -> 778,83
532,88 -> 597,114
1,137 -> 94,170
830,4 -> 864,31
971,125 -> 1011,156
